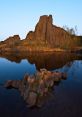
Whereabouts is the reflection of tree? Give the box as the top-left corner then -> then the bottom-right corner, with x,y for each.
0,52 -> 82,70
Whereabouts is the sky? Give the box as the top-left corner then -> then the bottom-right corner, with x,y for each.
0,0 -> 82,41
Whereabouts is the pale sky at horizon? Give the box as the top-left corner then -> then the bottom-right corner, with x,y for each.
0,0 -> 82,41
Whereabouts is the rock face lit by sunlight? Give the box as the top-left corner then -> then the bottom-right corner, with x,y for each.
0,0 -> 82,117
0,15 -> 82,53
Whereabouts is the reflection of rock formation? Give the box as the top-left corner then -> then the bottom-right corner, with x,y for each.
5,69 -> 67,108
0,52 -> 82,70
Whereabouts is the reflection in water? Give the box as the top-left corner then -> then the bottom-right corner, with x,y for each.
56,60 -> 82,82
0,52 -> 82,117
0,52 -> 82,70
0,58 -> 36,84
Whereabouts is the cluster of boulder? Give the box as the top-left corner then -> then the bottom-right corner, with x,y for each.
5,69 -> 67,108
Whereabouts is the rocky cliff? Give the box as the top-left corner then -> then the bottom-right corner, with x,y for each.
0,35 -> 20,52
23,15 -> 82,50
25,15 -> 71,48
0,15 -> 82,52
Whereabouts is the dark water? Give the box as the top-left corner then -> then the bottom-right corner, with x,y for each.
0,52 -> 82,117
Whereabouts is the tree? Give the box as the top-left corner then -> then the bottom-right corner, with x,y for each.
63,25 -> 78,35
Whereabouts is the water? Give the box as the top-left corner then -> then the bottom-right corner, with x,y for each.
0,58 -> 36,84
0,52 -> 82,117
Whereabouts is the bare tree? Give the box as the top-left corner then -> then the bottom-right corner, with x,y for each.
63,25 -> 78,35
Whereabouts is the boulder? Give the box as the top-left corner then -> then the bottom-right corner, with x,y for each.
26,92 -> 37,107
4,80 -> 21,89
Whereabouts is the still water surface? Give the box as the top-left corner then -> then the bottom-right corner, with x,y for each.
0,52 -> 82,117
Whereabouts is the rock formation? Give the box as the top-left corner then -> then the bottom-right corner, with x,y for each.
0,15 -> 82,52
1,35 -> 20,45
26,15 -> 53,42
5,69 -> 67,108
25,15 -> 80,49
0,35 -> 20,52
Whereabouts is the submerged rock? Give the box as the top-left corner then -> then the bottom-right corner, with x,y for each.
26,91 -> 37,107
4,80 -> 21,89
5,69 -> 67,108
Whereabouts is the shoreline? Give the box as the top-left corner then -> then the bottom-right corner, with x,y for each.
0,46 -> 82,54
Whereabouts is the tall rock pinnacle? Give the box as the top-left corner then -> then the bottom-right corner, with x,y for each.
26,15 -> 70,47
26,15 -> 53,42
